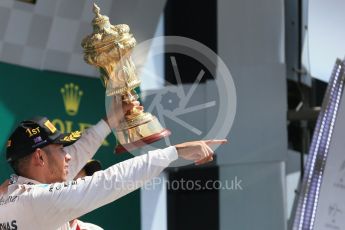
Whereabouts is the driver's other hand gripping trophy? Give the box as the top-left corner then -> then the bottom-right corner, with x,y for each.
82,4 -> 171,153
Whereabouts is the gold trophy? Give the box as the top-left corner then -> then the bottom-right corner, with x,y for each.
82,4 -> 170,153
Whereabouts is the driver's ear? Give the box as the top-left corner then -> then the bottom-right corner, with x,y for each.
33,148 -> 45,166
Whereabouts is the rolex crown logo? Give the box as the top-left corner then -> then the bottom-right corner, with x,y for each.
61,83 -> 83,116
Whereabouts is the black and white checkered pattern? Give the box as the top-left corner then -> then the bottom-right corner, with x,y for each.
0,0 -> 164,78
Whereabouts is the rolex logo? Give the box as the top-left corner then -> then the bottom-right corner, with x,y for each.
61,83 -> 83,116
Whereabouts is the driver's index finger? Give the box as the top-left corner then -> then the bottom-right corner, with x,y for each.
204,139 -> 228,145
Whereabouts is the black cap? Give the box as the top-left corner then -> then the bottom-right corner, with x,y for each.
6,116 -> 81,163
83,160 -> 102,176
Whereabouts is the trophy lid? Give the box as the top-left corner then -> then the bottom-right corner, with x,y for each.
81,3 -> 136,53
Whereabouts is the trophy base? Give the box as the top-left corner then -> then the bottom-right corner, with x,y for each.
115,129 -> 171,153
